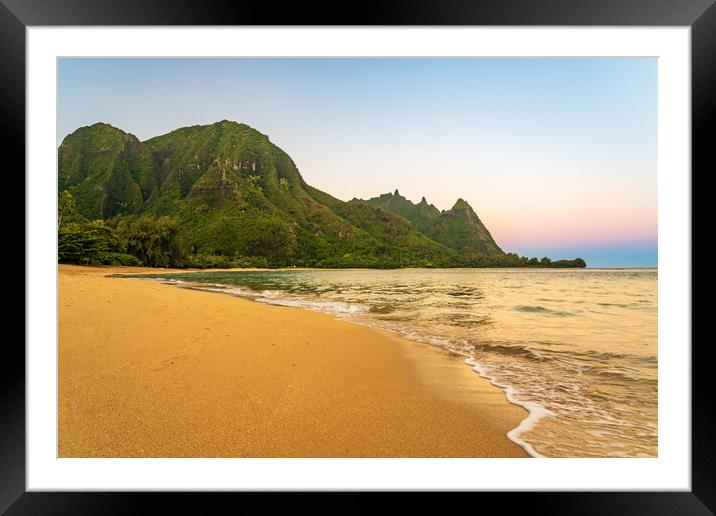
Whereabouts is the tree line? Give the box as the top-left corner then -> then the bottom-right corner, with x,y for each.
58,190 -> 184,267
58,190 -> 586,269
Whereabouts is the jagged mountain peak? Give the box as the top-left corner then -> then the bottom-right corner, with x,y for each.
451,198 -> 472,210
365,191 -> 501,255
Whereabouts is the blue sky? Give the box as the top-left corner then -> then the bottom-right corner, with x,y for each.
58,58 -> 657,267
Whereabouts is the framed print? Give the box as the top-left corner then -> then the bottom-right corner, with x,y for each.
6,0 -> 713,513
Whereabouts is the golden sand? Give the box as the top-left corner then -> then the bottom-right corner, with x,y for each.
58,264 -> 529,457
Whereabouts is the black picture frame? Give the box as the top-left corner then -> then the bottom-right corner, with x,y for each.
5,0 -> 711,513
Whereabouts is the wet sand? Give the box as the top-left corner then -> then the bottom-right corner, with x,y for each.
58,264 -> 529,457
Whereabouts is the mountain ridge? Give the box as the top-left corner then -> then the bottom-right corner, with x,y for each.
58,120 -> 585,269
362,190 -> 502,255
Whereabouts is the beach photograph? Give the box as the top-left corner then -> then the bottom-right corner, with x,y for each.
57,57 -> 657,459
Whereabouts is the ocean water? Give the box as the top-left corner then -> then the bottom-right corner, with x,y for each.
123,268 -> 657,458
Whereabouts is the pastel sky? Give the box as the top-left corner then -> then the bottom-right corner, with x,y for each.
58,58 -> 657,267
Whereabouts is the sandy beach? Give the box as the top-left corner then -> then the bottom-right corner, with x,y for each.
58,264 -> 529,458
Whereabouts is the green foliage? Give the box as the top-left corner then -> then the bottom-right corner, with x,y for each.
551,258 -> 587,268
58,190 -> 76,229
183,254 -> 272,269
58,220 -> 139,265
363,190 -> 440,234
444,252 -> 586,268
58,123 -> 156,219
365,192 -> 503,255
247,175 -> 263,194
243,216 -> 297,261
113,215 -> 185,268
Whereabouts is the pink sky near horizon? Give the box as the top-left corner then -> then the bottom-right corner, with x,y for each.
327,158 -> 657,255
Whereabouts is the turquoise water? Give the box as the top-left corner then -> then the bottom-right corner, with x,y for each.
121,268 -> 658,457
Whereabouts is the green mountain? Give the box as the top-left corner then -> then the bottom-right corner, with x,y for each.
59,121 -> 458,267
364,191 -> 503,255
58,120 -> 585,269
58,123 -> 158,219
363,190 -> 441,234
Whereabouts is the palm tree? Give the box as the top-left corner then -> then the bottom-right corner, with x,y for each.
58,190 -> 75,229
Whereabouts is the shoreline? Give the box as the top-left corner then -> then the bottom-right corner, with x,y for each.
109,266 -> 653,272
170,278 -> 551,457
59,264 -> 529,457
93,263 -> 655,274
159,278 -> 549,458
